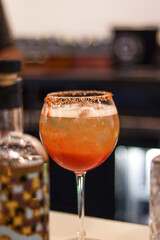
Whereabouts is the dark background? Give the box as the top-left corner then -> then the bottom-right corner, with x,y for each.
22,66 -> 160,220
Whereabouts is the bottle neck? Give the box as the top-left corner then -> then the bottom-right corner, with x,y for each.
0,74 -> 23,137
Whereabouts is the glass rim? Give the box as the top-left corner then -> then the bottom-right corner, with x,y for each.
44,90 -> 113,104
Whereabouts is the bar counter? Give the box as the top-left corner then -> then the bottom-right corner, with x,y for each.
49,211 -> 149,240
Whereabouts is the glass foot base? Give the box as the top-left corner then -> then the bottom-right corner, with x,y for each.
68,238 -> 100,240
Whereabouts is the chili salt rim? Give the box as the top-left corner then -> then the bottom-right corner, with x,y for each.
44,90 -> 113,105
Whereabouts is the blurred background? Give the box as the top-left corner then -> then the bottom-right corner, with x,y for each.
2,0 -> 160,225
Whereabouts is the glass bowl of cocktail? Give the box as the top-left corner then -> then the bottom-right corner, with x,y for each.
39,90 -> 119,240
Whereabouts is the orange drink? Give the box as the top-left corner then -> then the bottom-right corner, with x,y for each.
40,104 -> 119,172
39,91 -> 119,240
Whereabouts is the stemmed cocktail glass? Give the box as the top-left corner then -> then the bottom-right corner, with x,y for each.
39,90 -> 119,240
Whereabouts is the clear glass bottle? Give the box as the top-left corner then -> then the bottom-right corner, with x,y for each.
149,155 -> 160,240
0,60 -> 49,240
0,60 -> 23,136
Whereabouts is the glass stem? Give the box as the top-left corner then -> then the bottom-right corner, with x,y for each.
75,172 -> 86,240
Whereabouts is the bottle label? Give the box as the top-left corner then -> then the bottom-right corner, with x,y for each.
0,226 -> 42,240
0,163 -> 49,240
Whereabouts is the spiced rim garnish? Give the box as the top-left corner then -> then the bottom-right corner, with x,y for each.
44,90 -> 113,104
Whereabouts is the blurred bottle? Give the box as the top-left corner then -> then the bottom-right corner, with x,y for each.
149,155 -> 160,240
0,60 -> 49,240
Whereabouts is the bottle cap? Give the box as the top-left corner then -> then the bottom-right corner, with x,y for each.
0,59 -> 21,73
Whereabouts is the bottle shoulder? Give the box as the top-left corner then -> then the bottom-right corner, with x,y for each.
0,131 -> 49,168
